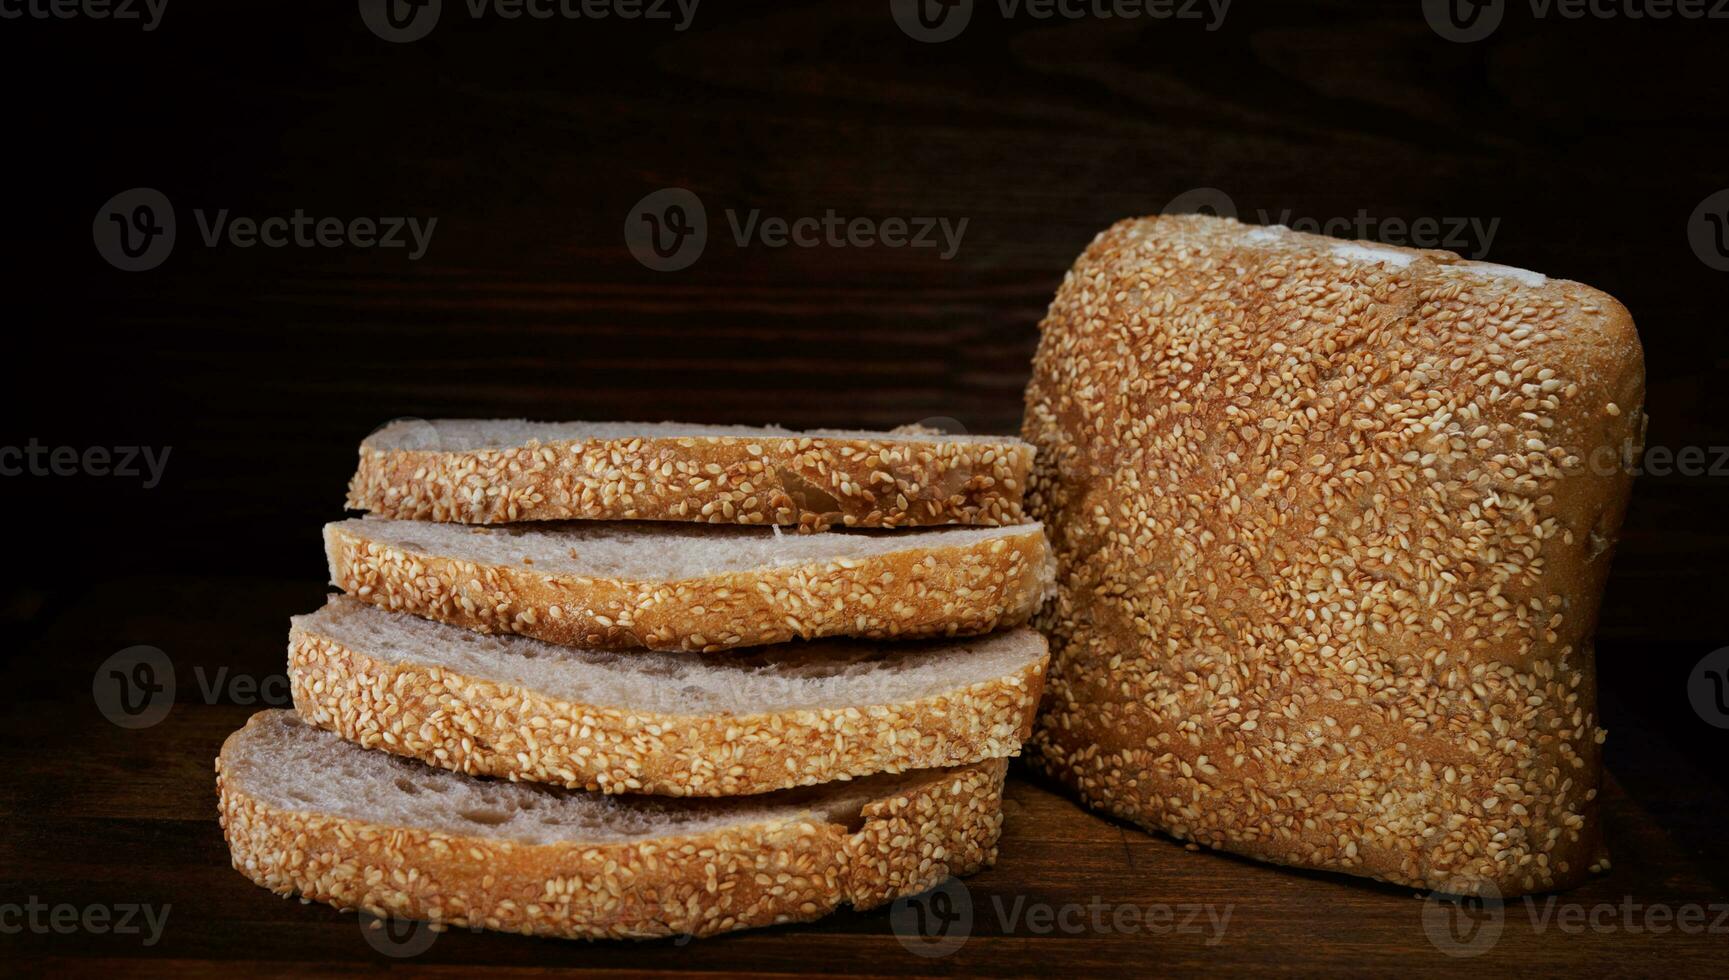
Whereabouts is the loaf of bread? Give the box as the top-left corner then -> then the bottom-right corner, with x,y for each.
1022,215 -> 1643,896
325,517 -> 1053,652
290,597 -> 1047,796
218,711 -> 1006,940
347,419 -> 1032,530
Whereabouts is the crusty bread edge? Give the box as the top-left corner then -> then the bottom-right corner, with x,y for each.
324,522 -> 1055,652
288,619 -> 1048,796
217,713 -> 1007,940
347,433 -> 1034,530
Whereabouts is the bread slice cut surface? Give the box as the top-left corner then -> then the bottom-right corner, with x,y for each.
325,517 -> 1053,651
218,710 -> 1007,940
290,596 -> 1047,795
346,418 -> 1033,529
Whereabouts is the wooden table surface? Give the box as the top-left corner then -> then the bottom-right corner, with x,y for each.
2,578 -> 1726,977
5,0 -> 1729,975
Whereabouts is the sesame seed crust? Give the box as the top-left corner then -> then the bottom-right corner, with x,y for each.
324,523 -> 1055,653
287,621 -> 1047,797
348,432 -> 1033,531
216,717 -> 1006,941
1022,215 -> 1645,897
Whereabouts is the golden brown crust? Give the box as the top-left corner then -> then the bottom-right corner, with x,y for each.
1023,215 -> 1644,896
216,722 -> 1006,941
288,621 -> 1047,796
325,523 -> 1054,653
347,432 -> 1033,531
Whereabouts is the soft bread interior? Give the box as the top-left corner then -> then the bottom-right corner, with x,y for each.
365,419 -> 1027,452
329,517 -> 1043,580
224,711 -> 975,845
296,597 -> 1046,715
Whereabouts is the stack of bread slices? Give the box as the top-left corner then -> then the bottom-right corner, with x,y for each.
217,420 -> 1054,940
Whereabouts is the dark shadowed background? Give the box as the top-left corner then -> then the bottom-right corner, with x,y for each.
3,0 -> 1727,974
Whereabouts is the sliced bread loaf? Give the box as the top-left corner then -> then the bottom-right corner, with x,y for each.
325,517 -> 1053,652
1024,214 -> 1642,895
290,597 -> 1047,796
218,710 -> 1007,940
347,419 -> 1033,529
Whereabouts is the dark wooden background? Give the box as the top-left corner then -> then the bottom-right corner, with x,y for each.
4,0 -> 1727,975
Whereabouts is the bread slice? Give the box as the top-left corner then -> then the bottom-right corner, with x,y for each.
346,419 -> 1033,530
1024,214 -> 1644,896
325,517 -> 1053,652
290,596 -> 1047,796
218,710 -> 1007,940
